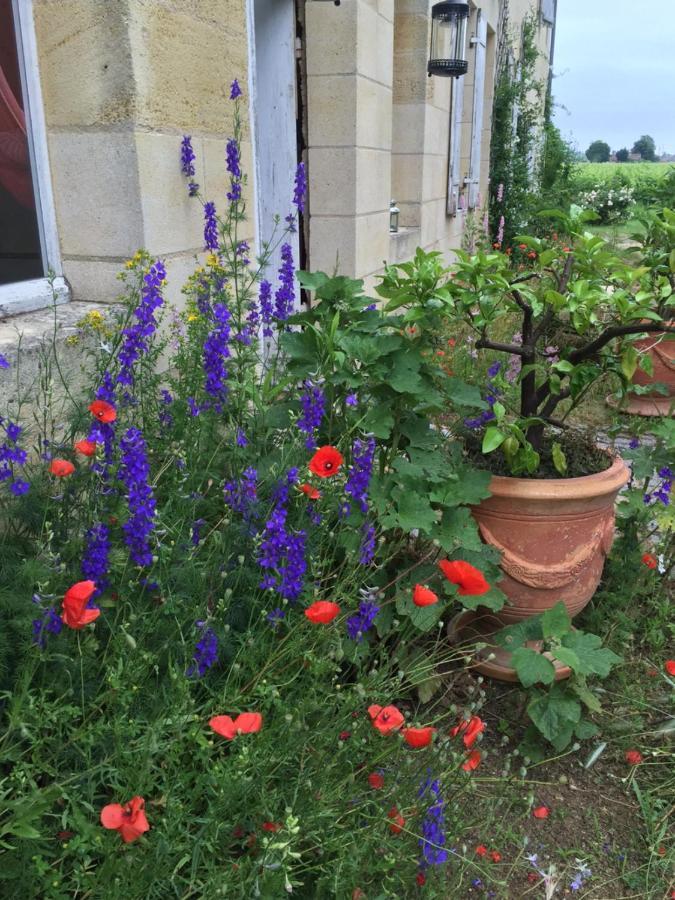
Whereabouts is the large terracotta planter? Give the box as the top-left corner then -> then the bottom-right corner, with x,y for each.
449,456 -> 630,681
608,328 -> 675,417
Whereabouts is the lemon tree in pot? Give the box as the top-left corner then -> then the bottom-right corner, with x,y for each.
377,218 -> 674,681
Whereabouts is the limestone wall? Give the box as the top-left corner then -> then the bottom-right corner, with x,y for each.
32,0 -> 253,309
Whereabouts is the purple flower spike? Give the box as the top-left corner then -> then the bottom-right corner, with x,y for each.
230,79 -> 242,100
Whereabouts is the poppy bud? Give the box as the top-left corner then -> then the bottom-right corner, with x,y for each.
123,632 -> 137,650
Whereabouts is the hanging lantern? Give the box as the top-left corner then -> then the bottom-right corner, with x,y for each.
428,2 -> 469,78
389,199 -> 400,234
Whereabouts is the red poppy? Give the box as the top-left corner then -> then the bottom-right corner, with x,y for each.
74,439 -> 97,457
642,552 -> 658,569
368,772 -> 384,790
490,850 -> 502,863
387,807 -> 405,834
666,660 -> 675,677
493,242 -> 501,249
450,715 -> 485,749
209,712 -> 263,740
61,580 -> 100,629
403,727 -> 436,749
89,399 -> 117,424
416,872 -> 426,886
308,445 -> 344,478
262,821 -> 281,832
625,749 -> 643,765
305,600 -> 340,624
413,585 -> 438,607
436,350 -> 445,357
100,795 -> 149,843
527,251 -> 537,259
462,750 -> 481,772
527,872 -> 539,883
339,730 -> 351,741
49,459 -> 75,478
368,704 -> 405,735
299,483 -> 321,500
438,560 -> 490,596
475,844 -> 488,857
532,805 -> 549,819
518,243 -> 527,250
448,338 -> 456,348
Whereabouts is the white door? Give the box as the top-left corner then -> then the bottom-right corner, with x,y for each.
467,8 -> 487,210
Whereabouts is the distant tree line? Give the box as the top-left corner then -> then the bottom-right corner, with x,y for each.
585,135 -> 659,162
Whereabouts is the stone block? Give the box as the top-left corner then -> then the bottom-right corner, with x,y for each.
420,197 -> 448,248
392,102 -> 426,154
391,153 -> 423,205
47,131 -> 144,258
309,216 -> 356,276
306,0 -> 357,77
355,211 -> 390,275
356,2 -> 394,87
423,153 -> 448,203
424,103 -> 450,157
355,78 -> 392,150
308,76 -> 357,147
355,149 -> 391,216
388,225 -> 421,264
62,258 -> 127,304
308,148 -> 356,217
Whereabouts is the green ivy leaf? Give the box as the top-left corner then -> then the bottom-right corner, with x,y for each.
527,686 -> 581,743
560,631 -> 622,677
541,602 -> 571,640
512,647 -> 556,688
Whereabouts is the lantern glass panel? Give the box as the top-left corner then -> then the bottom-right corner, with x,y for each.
428,3 -> 469,77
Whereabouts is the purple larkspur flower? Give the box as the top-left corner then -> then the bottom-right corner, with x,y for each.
297,381 -> 326,449
345,393 -> 358,407
0,354 -> 9,369
81,523 -> 111,597
204,201 -> 219,251
628,437 -> 639,450
266,608 -> 285,628
359,522 -> 376,565
497,215 -> 505,245
258,468 -> 306,600
202,302 -> 231,402
346,600 -> 379,642
180,135 -> 196,177
236,429 -> 248,448
344,436 -> 376,515
285,213 -> 297,233
191,518 -> 206,547
274,243 -> 295,321
117,260 -> 166,390
1,417 -> 30,495
293,161 -> 307,215
119,427 -> 156,567
187,621 -> 218,678
487,361 -> 501,378
259,279 -> 274,338
226,138 -> 242,203
418,775 -> 448,866
230,78 -> 242,100
32,606 -> 62,649
224,466 -> 257,516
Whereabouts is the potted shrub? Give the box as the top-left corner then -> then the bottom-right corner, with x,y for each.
377,220 -> 674,679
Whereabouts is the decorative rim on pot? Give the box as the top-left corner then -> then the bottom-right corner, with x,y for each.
482,455 -> 629,502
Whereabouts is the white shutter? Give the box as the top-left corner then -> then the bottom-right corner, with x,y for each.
540,0 -> 555,25
467,9 -> 487,209
446,74 -> 465,215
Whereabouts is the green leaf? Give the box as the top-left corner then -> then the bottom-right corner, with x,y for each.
551,646 -> 580,671
417,675 -> 442,704
395,591 -> 444,633
458,586 -> 505,612
395,492 -> 437,534
574,718 -> 600,740
541,601 -> 571,640
512,647 -> 557,688
552,442 -> 567,476
445,377 -> 487,409
482,426 -> 506,454
430,467 -> 492,507
493,616 -> 543,649
527,687 -> 581,743
7,822 -> 41,839
389,353 -> 423,394
362,406 -> 394,439
669,248 -> 675,274
620,345 -> 639,381
569,678 -> 602,713
560,631 -> 622,677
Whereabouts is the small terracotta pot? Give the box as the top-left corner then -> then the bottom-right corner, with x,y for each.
627,331 -> 675,416
450,456 -> 630,681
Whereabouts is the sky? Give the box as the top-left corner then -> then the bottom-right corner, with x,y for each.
552,0 -> 675,156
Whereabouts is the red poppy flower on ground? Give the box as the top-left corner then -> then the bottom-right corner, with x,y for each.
49,459 -> 75,478
368,772 -> 384,790
61,580 -> 100,629
490,850 -> 502,863
416,872 -> 426,886
368,704 -> 405,735
100,795 -> 149,843
89,399 -> 117,423
305,600 -> 340,624
665,660 -> 675,677
403,727 -> 436,749
642,552 -> 658,569
475,844 -> 488,857
438,560 -> 490,596
462,750 -> 481,772
209,712 -> 263,740
387,807 -> 405,834
308,445 -> 343,478
448,338 -> 456,347
450,715 -> 485,749
625,749 -> 643,765
74,439 -> 97,457
262,821 -> 281,832
413,585 -> 438,607
532,805 -> 550,819
299,482 -> 321,500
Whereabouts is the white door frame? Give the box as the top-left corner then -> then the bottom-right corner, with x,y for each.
1,0 -> 68,317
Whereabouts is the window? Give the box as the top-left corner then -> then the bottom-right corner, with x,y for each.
0,0 -> 66,316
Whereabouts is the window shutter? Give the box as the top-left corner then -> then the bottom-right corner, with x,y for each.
540,0 -> 555,25
446,75 -> 465,215
467,9 -> 487,209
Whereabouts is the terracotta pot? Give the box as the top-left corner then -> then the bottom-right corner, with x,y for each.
449,456 -> 629,681
627,330 -> 675,416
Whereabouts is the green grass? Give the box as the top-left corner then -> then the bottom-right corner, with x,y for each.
574,162 -> 674,183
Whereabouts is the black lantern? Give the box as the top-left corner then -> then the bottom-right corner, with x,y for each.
428,2 -> 469,78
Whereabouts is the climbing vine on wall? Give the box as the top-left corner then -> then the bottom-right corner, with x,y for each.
488,14 -> 544,250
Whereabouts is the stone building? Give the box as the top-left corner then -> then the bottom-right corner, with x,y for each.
0,0 -> 556,346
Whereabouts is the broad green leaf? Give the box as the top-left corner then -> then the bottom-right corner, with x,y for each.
430,468 -> 492,507
389,353 -> 423,394
551,646 -> 580,671
417,675 -> 442,704
395,492 -> 437,534
569,678 -> 602,713
445,377 -> 487,409
541,601 -> 571,640
482,426 -> 506,454
512,647 -> 556,688
458,586 -> 505,612
527,687 -> 581,743
575,719 -> 600,740
7,822 -> 41,839
395,591 -> 444,633
545,288 -> 567,309
433,507 -> 484,552
620,345 -> 639,381
552,442 -> 567,476
493,616 -> 543,649
362,406 -> 394,438
560,631 -> 622,677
